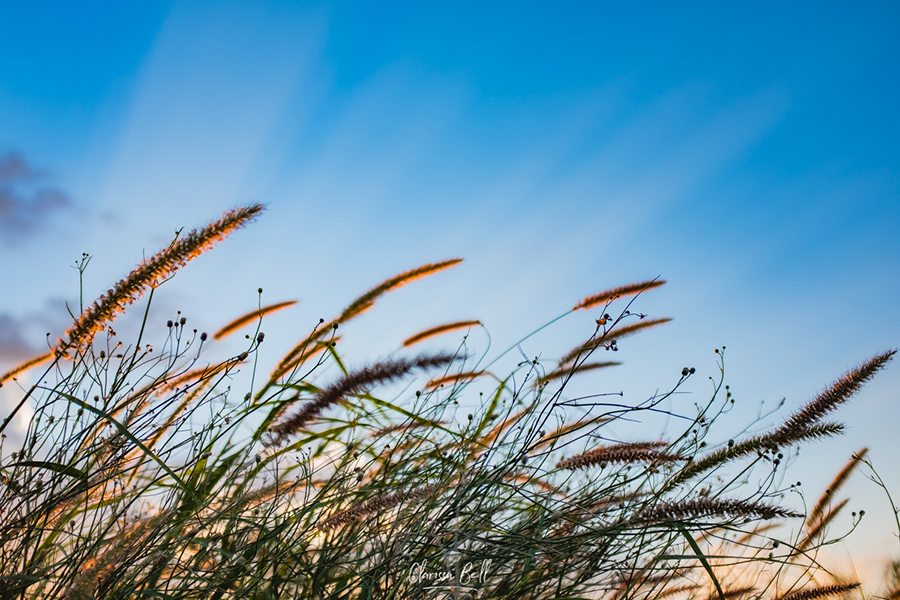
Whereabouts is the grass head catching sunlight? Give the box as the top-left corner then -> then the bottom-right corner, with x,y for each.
0,205 -> 897,600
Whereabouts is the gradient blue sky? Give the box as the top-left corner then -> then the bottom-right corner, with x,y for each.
1,0 -> 898,580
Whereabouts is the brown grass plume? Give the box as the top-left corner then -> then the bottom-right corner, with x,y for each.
808,448 -> 867,526
213,299 -> 298,340
317,484 -> 436,531
558,318 -> 671,366
61,204 -> 264,353
0,352 -> 53,384
339,259 -> 462,323
631,498 -> 801,525
574,278 -> 666,311
403,320 -> 481,347
778,582 -> 860,600
557,441 -> 681,470
269,353 -> 459,443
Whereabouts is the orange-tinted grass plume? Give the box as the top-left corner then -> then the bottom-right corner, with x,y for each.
558,318 -> 671,366
269,353 -> 459,444
60,204 -> 264,354
272,259 -> 461,379
530,416 -> 611,451
574,278 -> 666,311
214,300 -> 298,340
807,447 -> 867,526
425,370 -> 487,390
0,352 -> 53,384
339,258 -> 462,323
403,320 -> 481,347
536,360 -> 620,386
268,338 -> 340,385
156,357 -> 247,396
798,498 -> 849,552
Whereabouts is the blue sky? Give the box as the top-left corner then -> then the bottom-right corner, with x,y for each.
1,0 -> 898,579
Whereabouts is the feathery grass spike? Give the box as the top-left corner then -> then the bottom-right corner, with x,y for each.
61,203 -> 264,352
777,350 -> 895,434
317,485 -> 436,531
537,360 -> 620,385
0,352 -> 53,384
558,318 -> 671,366
632,498 -> 801,525
425,370 -> 486,389
778,582 -> 860,600
672,422 -> 845,485
798,498 -> 850,551
574,278 -> 666,311
214,299 -> 298,340
271,259 -> 461,379
557,442 -> 681,470
339,258 -> 462,322
269,353 -> 459,442
703,586 -> 757,600
808,448 -> 867,526
403,319 -> 481,347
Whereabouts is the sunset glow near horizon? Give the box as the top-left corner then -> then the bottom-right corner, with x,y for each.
1,1 -> 898,584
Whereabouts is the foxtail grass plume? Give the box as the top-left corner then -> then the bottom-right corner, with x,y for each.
530,416 -> 612,451
61,204 -> 264,353
270,259 -> 461,381
702,586 -> 756,600
403,320 -> 481,347
269,353 -> 459,443
317,484 -> 437,531
667,352 -> 895,487
156,357 -> 247,396
504,472 -> 559,494
214,299 -> 298,340
370,420 -> 449,438
778,582 -> 860,600
734,522 -> 780,546
266,338 -> 340,387
672,422 -> 845,485
631,498 -> 801,525
798,498 -> 849,552
0,352 -> 53,384
557,441 -> 682,470
574,278 -> 666,311
339,258 -> 462,323
425,370 -> 486,390
776,350 -> 894,435
558,318 -> 671,366
807,448 -> 867,526
537,360 -> 620,386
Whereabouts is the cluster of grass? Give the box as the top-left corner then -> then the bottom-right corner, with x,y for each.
0,205 -> 896,599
